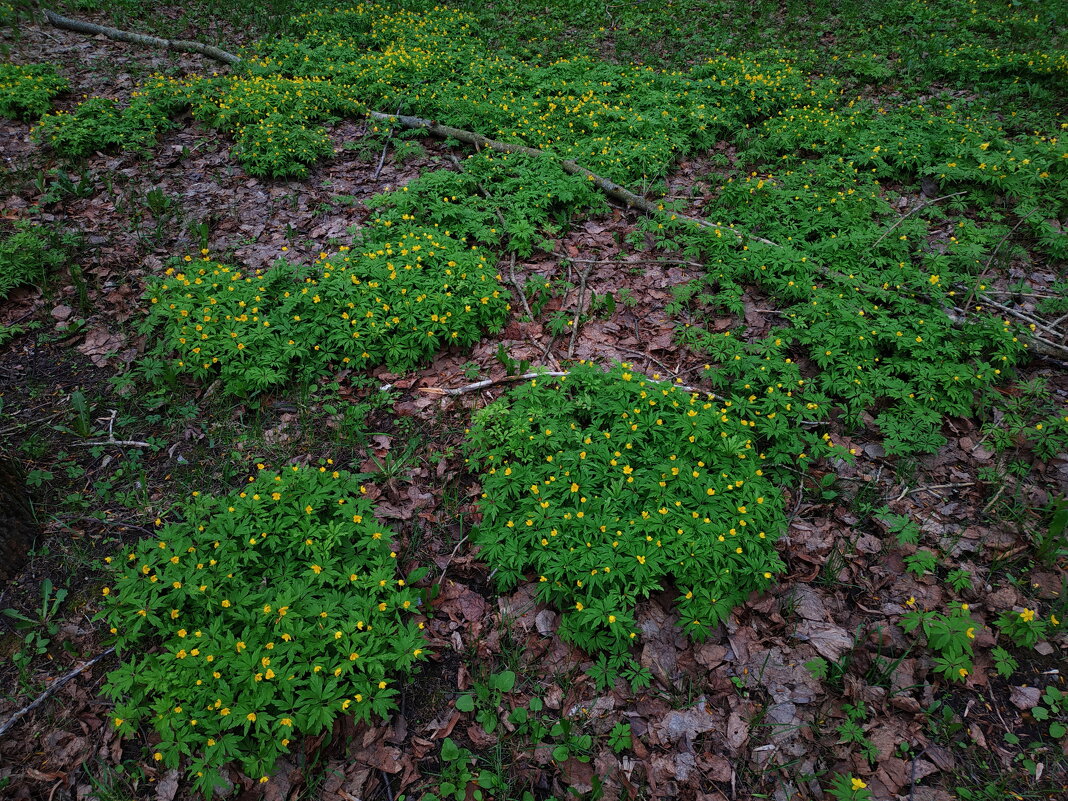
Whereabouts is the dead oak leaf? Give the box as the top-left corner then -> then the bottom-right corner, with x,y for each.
76,327 -> 126,367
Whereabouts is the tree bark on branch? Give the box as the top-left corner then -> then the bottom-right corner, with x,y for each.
0,454 -> 37,582
43,9 -> 241,65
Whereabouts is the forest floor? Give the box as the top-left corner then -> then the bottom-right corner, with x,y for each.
0,3 -> 1066,801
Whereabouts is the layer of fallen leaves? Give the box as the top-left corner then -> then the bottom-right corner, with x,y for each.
1,9 -> 1066,801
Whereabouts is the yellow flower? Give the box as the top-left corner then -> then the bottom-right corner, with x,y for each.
1020,608 -> 1036,622
851,778 -> 867,791
247,712 -> 257,722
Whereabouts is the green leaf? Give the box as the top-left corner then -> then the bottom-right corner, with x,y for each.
455,694 -> 475,712
440,738 -> 460,762
492,670 -> 516,693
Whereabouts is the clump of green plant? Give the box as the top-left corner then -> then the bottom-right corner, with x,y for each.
996,607 -> 1053,649
371,151 -> 607,257
835,702 -> 878,764
33,94 -> 178,158
231,113 -> 334,178
2,579 -> 68,687
901,601 -> 981,682
506,698 -> 594,765
1029,685 -> 1068,741
456,669 -> 515,734
420,737 -> 494,801
99,465 -> 429,794
0,61 -> 66,118
979,378 -> 1068,462
467,362 -> 848,672
0,63 -> 67,119
140,227 -> 509,395
0,221 -> 78,299
826,773 -> 872,801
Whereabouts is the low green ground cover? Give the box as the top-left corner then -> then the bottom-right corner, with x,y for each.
99,465 -> 428,793
2,0 -> 1066,794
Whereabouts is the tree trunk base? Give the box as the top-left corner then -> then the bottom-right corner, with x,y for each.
0,454 -> 37,582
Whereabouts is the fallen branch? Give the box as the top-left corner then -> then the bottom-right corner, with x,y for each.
417,371 -> 569,396
416,369 -> 705,396
44,11 -> 777,248
894,481 -> 975,501
869,192 -> 966,251
72,410 -> 155,449
567,263 -> 592,359
367,111 -> 781,248
0,647 -> 116,738
75,439 -> 154,448
963,299 -> 1068,358
43,9 -> 240,65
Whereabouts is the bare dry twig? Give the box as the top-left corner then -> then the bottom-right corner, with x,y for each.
0,647 -> 116,738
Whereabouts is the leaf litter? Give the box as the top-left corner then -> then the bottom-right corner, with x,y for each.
0,5 -> 1066,801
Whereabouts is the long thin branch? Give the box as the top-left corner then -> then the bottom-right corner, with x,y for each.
971,297 -> 1068,357
869,192 -> 965,251
74,439 -> 154,448
417,369 -> 704,396
567,264 -> 592,359
0,647 -> 115,738
43,9 -> 240,64
367,111 -> 781,248
418,371 -> 570,396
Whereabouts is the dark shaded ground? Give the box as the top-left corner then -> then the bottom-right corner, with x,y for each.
1,8 -> 1066,801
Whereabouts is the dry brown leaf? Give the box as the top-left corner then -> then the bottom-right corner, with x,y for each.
725,709 -> 749,752
795,620 -> 853,661
154,769 -> 180,801
76,327 -> 126,367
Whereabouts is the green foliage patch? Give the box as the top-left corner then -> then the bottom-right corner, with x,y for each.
140,225 -> 510,395
0,221 -> 77,300
0,62 -> 68,119
99,465 -> 428,794
371,150 -> 608,257
466,362 -> 851,665
34,92 -> 181,159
